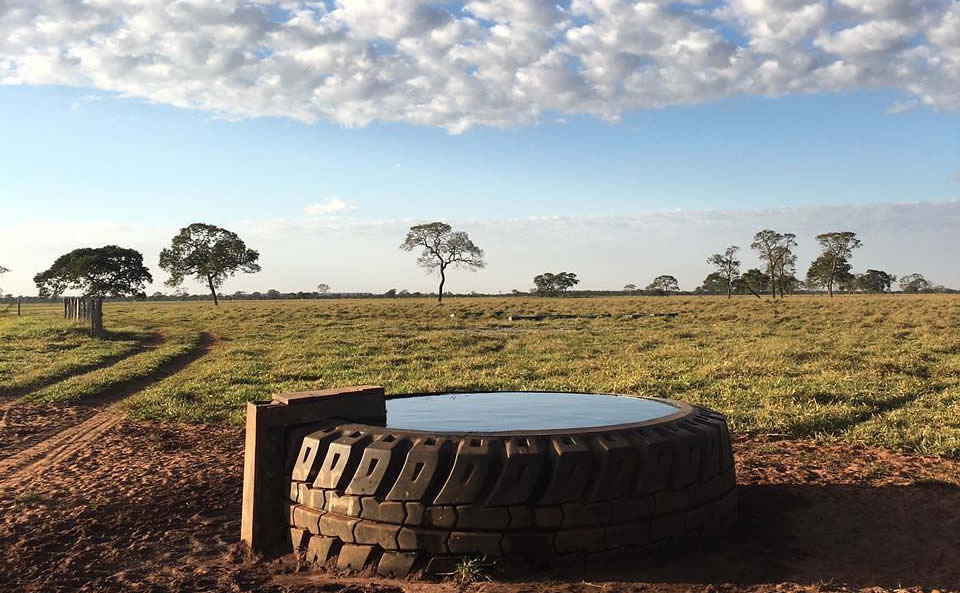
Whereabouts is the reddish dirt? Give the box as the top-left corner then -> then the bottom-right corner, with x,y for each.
1,410 -> 958,593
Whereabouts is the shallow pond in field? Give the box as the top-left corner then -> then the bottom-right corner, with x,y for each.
384,391 -> 680,433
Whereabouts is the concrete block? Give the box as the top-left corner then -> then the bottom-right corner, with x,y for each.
306,536 -> 338,564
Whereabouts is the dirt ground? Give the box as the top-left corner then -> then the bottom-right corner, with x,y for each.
1,404 -> 958,593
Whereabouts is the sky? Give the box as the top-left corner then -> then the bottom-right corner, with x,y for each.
0,0 -> 959,295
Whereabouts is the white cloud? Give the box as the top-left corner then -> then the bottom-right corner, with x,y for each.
0,0 -> 958,131
304,198 -> 349,215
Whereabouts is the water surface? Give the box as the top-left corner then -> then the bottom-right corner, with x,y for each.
384,392 -> 678,433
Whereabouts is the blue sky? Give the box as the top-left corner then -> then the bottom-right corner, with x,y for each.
1,0 -> 959,295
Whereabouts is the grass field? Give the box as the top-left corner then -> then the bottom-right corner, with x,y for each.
2,295 -> 959,457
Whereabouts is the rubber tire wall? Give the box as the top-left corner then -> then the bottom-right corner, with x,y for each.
286,403 -> 737,578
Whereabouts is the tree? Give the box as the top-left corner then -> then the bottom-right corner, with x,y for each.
806,254 -> 854,293
533,272 -> 580,296
159,223 -> 261,306
623,284 -> 637,292
814,232 -> 862,297
0,265 -> 8,298
735,268 -> 769,298
400,222 -> 485,303
646,275 -> 679,294
751,230 -> 795,298
698,272 -> 730,294
316,283 -> 331,294
34,246 -> 153,298
266,289 -> 281,299
857,269 -> 896,293
899,273 -> 931,293
706,246 -> 741,298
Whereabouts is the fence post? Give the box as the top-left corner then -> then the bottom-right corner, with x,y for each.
17,297 -> 21,316
91,298 -> 104,339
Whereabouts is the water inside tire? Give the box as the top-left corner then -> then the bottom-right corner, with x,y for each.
384,392 -> 680,433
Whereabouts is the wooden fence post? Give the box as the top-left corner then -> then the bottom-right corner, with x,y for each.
90,298 -> 103,338
17,298 -> 21,316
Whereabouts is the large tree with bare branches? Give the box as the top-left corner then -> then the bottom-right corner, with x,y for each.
400,222 -> 485,303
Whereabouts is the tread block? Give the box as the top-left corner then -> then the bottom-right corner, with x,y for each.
560,502 -> 611,527
587,432 -> 640,501
313,430 -> 372,490
354,520 -> 401,549
398,526 -> 449,555
456,505 -> 509,529
377,551 -> 418,577
633,429 -> 673,495
609,494 -> 655,522
486,436 -> 545,506
346,435 -> 409,496
507,505 -> 534,529
336,544 -> 375,571
435,437 -> 495,505
291,427 -> 341,482
554,527 -> 605,553
306,535 -> 339,564
290,527 -> 309,551
325,492 -> 363,517
302,487 -> 326,510
502,532 -> 555,564
386,437 -> 450,501
448,531 -> 503,556
361,497 -> 406,524
534,506 -> 563,528
539,435 -> 594,505
292,505 -> 324,534
405,503 -> 457,528
318,514 -> 359,542
605,520 -> 651,548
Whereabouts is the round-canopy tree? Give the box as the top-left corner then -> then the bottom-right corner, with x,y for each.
159,223 -> 261,306
533,272 -> 580,296
33,246 -> 153,298
646,275 -> 680,294
400,222 -> 485,303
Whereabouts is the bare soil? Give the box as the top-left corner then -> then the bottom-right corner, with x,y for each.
1,409 -> 958,593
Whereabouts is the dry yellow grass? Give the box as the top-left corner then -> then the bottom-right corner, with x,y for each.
3,294 -> 959,456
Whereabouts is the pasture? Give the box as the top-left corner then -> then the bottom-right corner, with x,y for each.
2,294 -> 958,457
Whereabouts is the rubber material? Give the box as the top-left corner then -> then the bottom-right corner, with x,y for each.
286,399 -> 737,577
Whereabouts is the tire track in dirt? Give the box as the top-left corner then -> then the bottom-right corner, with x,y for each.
0,332 -> 215,489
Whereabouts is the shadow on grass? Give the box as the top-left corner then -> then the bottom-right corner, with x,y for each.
587,482 -> 960,588
0,332 -> 163,401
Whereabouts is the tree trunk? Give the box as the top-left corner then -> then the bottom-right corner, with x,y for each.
207,275 -> 219,306
437,266 -> 446,303
828,256 -> 837,298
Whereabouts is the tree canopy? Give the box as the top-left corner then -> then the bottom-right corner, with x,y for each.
159,223 -> 261,306
533,272 -> 580,296
751,229 -> 796,298
899,273 -> 931,293
814,232 -> 862,297
646,275 -> 679,294
400,222 -> 485,303
857,269 -> 896,293
316,283 -> 331,294
33,246 -> 153,298
697,272 -> 731,295
806,254 -> 854,293
706,246 -> 741,298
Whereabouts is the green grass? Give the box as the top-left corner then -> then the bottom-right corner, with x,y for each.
4,295 -> 960,456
